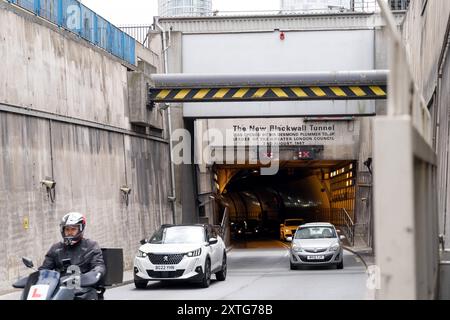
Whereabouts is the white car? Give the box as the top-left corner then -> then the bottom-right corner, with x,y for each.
134,224 -> 227,288
289,223 -> 345,270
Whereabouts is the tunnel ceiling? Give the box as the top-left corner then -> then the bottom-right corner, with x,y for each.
219,160 -> 353,192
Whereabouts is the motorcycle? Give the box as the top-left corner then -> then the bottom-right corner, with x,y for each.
12,257 -> 104,300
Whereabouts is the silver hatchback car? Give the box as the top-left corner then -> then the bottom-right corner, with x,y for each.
289,223 -> 345,270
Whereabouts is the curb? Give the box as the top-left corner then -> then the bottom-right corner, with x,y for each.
109,278 -> 134,289
343,246 -> 373,270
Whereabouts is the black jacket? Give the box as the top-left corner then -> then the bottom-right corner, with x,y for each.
39,238 -> 106,277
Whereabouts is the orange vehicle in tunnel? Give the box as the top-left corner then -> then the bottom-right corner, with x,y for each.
280,218 -> 305,241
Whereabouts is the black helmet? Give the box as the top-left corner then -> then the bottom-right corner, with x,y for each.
60,212 -> 86,246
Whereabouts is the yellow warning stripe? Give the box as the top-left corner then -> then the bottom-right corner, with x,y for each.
193,89 -> 210,99
213,89 -> 230,99
291,87 -> 308,97
174,89 -> 191,100
330,87 -> 347,97
311,87 -> 327,97
233,88 -> 250,99
156,90 -> 171,100
349,86 -> 367,97
253,88 -> 269,98
150,86 -> 386,101
271,88 -> 288,98
369,86 -> 386,96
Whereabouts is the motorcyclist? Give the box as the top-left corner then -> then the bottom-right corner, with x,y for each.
39,212 -> 106,300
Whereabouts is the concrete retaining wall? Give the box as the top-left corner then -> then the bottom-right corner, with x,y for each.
0,2 -> 172,293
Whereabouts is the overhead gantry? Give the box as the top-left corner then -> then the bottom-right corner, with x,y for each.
148,70 -> 388,103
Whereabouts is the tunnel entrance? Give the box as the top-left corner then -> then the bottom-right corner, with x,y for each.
213,160 -> 357,244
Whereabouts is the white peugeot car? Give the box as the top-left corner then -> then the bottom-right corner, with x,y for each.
134,224 -> 227,289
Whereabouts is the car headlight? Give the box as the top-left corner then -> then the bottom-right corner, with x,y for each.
330,243 -> 340,252
137,250 -> 148,258
292,245 -> 303,252
186,248 -> 202,257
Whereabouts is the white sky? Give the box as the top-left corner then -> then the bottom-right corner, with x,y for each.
80,0 -> 280,26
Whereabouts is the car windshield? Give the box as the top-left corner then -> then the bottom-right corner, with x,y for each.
285,219 -> 304,226
149,226 -> 205,244
295,227 -> 337,239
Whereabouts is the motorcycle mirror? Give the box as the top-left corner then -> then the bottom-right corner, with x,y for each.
22,257 -> 34,269
12,276 -> 29,289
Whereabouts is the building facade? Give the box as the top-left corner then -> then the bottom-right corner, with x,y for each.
280,0 -> 352,12
158,0 -> 212,17
279,0 -> 409,13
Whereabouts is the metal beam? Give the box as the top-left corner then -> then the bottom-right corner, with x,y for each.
148,70 -> 388,103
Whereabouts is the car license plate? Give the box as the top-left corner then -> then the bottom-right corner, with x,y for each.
307,256 -> 325,261
155,265 -> 176,271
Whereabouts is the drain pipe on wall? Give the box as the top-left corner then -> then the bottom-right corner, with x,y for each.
155,17 -> 177,224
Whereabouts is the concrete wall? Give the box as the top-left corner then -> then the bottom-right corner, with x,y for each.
402,0 -> 450,103
437,52 -> 450,250
0,3 -> 129,129
402,0 -> 450,249
0,2 -> 172,293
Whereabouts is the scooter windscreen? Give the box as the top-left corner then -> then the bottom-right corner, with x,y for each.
21,270 -> 60,300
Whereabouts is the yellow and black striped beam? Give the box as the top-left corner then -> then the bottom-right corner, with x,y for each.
148,85 -> 387,103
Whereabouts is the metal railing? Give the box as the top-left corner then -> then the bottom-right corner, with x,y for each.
154,0 -> 409,18
339,208 -> 355,247
5,0 -> 136,65
120,24 -> 153,47
314,207 -> 355,246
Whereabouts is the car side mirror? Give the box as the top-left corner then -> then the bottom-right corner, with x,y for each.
209,238 -> 218,245
140,239 -> 148,245
286,236 -> 293,242
340,235 -> 346,240
22,257 -> 34,269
